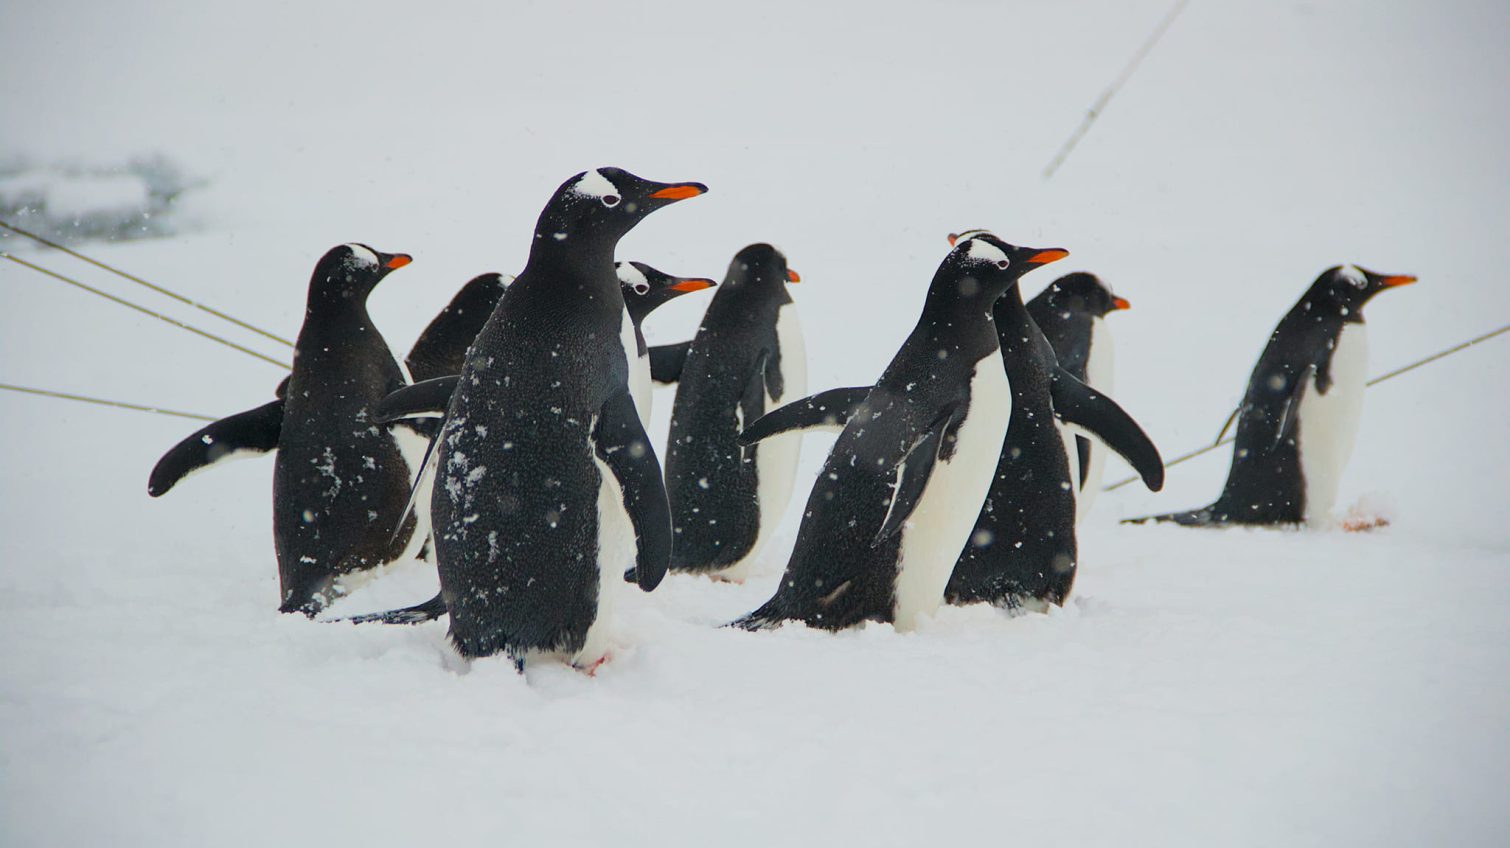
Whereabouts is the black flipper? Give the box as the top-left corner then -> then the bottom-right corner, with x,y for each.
648,342 -> 691,384
873,410 -> 953,545
344,592 -> 447,625
594,389 -> 672,591
374,376 -> 458,423
148,400 -> 284,496
1050,369 -> 1164,492
737,386 -> 873,446
1271,365 -> 1313,451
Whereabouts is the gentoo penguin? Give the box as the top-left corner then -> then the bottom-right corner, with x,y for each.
405,273 -> 513,383
616,260 -> 716,419
648,244 -> 805,583
1127,265 -> 1416,527
148,244 -> 429,614
1026,271 -> 1131,518
732,234 -> 1066,631
358,168 -> 705,668
945,234 -> 1163,609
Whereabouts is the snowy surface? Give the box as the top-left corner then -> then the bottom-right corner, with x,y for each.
2,0 -> 1508,845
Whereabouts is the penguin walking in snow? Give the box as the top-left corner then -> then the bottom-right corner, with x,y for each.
405,272 -> 513,383
944,232 -> 1163,609
1026,271 -> 1131,519
616,261 -> 716,419
732,234 -> 1066,631
358,168 -> 706,668
148,244 -> 429,614
646,244 -> 805,583
1127,265 -> 1416,527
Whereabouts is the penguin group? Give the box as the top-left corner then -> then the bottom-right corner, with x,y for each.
148,167 -> 1417,671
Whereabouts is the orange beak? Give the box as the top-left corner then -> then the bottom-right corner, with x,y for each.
1380,274 -> 1417,288
669,278 -> 716,292
947,233 -> 959,247
384,254 -> 412,270
1027,249 -> 1069,264
787,269 -> 801,283
1112,296 -> 1131,310
649,184 -> 707,201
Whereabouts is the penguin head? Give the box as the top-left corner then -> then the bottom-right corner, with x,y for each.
1312,265 -> 1417,313
309,243 -> 412,304
534,167 -> 707,247
722,243 -> 802,291
617,261 -> 716,322
1040,272 -> 1130,317
941,230 -> 1069,304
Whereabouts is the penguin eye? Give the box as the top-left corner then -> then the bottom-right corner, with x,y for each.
633,283 -> 649,295
601,194 -> 621,208
995,260 -> 1010,270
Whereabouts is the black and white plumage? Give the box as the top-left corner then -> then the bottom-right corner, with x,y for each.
733,234 -> 1067,631
946,236 -> 1162,609
368,168 -> 706,668
616,260 -> 715,419
1127,265 -> 1416,527
148,244 -> 428,615
653,244 -> 804,583
1026,271 -> 1130,519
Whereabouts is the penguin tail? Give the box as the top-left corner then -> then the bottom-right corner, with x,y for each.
1121,506 -> 1223,527
343,593 -> 448,625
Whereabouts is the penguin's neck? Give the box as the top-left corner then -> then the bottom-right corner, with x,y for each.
523,236 -> 619,293
304,282 -> 376,328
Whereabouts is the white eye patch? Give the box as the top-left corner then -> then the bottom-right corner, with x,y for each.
965,236 -> 1010,268
616,262 -> 651,295
344,244 -> 379,267
571,169 -> 621,206
1339,265 -> 1367,288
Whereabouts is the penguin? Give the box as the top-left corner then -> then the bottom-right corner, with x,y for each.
1127,265 -> 1416,527
1025,271 -> 1131,519
405,272 -> 513,383
615,261 -> 716,419
148,244 -> 429,614
732,234 -> 1066,631
645,244 -> 805,584
357,168 -> 705,668
944,234 -> 1163,609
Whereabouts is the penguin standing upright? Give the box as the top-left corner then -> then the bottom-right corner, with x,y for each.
405,272 -> 513,383
148,244 -> 429,614
1128,265 -> 1416,527
615,260 -> 715,419
1025,271 -> 1131,518
733,234 -> 1066,631
652,244 -> 805,583
944,234 -> 1163,609
365,168 -> 706,668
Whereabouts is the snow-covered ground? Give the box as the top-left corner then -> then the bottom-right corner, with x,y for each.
2,1 -> 1507,845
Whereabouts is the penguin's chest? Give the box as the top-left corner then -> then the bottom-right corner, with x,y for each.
1297,323 -> 1368,524
622,310 -> 652,423
892,360 -> 1013,630
749,305 -> 806,524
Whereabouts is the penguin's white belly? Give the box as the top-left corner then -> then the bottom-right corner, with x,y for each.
893,360 -> 1012,631
390,422 -> 434,560
1075,319 -> 1115,520
1298,323 -> 1368,526
622,312 -> 651,423
722,303 -> 806,581
564,453 -> 632,668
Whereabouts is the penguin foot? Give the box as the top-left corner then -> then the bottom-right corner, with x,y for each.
1341,514 -> 1391,532
575,651 -> 612,676
708,573 -> 745,585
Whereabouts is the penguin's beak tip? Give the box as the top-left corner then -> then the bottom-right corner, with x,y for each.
1027,248 -> 1070,265
669,278 -> 717,292
384,254 -> 412,270
1380,274 -> 1417,288
1112,297 -> 1131,310
787,269 -> 801,283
